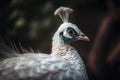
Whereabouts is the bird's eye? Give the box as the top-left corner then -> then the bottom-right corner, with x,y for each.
68,30 -> 74,35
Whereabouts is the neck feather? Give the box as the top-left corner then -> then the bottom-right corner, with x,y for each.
51,34 -> 86,71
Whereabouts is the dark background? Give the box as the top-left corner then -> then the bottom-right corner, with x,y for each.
0,0 -> 120,80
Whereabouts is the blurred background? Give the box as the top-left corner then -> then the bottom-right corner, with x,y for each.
0,0 -> 120,80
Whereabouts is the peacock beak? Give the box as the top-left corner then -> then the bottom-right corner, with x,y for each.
77,33 -> 90,41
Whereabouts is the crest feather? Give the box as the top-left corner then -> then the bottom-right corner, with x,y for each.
54,7 -> 73,23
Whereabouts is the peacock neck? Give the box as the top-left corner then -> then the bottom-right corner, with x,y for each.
51,39 -> 86,71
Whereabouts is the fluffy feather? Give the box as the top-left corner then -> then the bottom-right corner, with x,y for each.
0,53 -> 88,80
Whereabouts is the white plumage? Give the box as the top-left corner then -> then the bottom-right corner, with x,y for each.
0,7 -> 89,80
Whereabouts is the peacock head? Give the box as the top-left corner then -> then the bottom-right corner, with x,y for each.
53,7 -> 90,44
58,22 -> 89,43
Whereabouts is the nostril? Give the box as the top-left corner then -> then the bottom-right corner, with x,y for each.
81,33 -> 85,37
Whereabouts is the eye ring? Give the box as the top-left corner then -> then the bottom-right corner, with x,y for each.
68,30 -> 74,35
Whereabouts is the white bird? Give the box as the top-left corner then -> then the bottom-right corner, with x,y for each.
0,7 -> 89,80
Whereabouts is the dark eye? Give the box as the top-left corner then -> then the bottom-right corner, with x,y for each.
68,30 -> 74,35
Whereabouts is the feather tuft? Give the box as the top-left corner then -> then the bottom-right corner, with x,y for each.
54,7 -> 73,23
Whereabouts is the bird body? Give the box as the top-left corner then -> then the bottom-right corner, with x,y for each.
0,7 -> 89,80
0,48 -> 87,80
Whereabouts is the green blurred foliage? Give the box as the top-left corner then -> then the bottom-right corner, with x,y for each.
0,0 -> 60,48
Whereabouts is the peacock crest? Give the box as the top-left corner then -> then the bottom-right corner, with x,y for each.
54,7 -> 73,23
